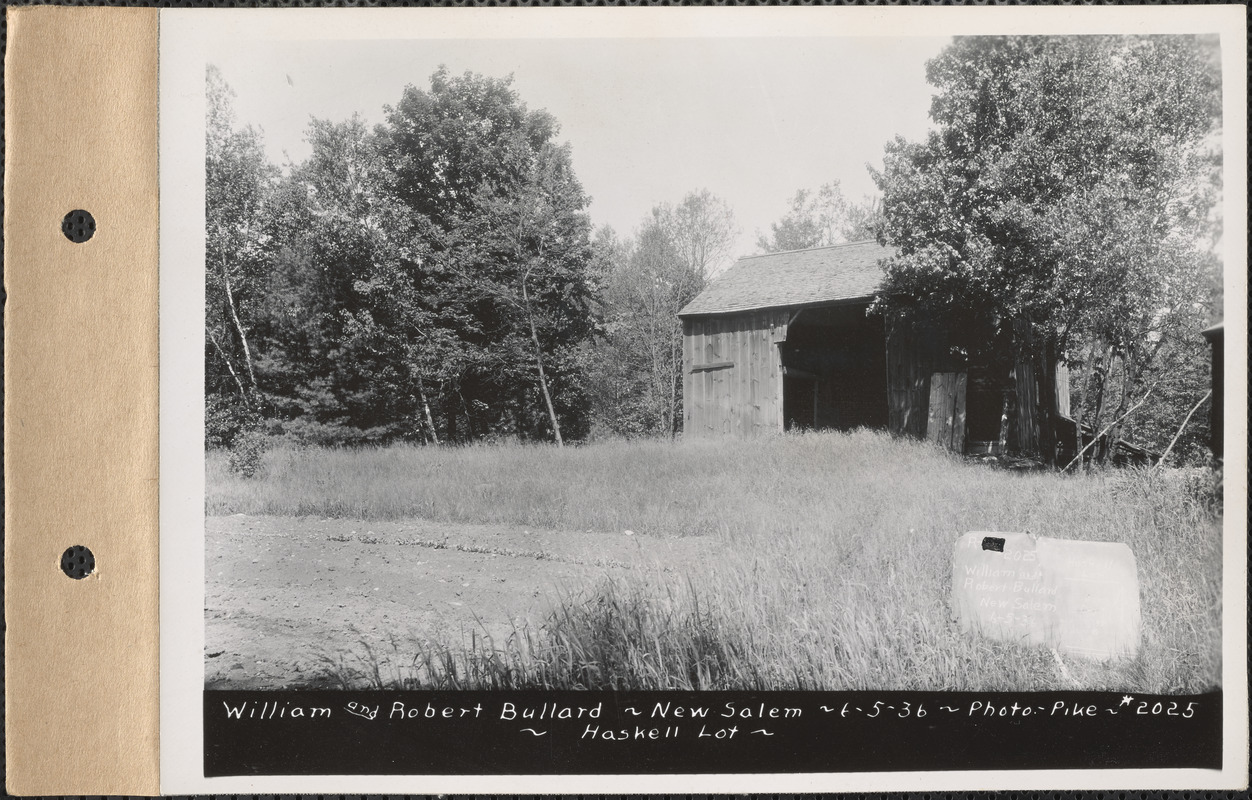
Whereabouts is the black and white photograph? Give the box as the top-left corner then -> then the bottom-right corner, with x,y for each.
157,7 -> 1247,792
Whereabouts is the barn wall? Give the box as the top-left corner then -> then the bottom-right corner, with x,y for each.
682,310 -> 789,437
885,312 -> 923,438
887,311 -> 999,444
884,310 -> 960,439
685,306 -> 1062,454
1011,358 -> 1075,456
1207,329 -> 1223,458
1014,358 -> 1038,454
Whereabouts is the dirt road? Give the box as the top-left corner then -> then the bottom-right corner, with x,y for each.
205,514 -> 716,688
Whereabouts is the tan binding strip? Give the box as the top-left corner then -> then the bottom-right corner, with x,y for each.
4,7 -> 160,795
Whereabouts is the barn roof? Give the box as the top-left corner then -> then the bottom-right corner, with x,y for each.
678,240 -> 894,317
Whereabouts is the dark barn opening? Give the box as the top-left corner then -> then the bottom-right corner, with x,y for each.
782,372 -> 816,430
781,304 -> 888,432
964,365 -> 1008,453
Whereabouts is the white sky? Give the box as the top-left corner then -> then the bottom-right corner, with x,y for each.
212,36 -> 948,268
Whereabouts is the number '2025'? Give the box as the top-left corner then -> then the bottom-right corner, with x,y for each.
1137,701 -> 1196,717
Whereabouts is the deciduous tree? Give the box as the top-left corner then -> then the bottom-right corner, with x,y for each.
594,190 -> 738,437
379,68 -> 598,443
872,35 -> 1222,464
205,65 -> 278,441
757,181 -> 881,252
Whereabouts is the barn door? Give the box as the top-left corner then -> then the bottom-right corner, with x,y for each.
926,371 -> 967,452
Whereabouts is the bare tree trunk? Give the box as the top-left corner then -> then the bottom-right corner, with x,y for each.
416,377 -> 440,445
1084,345 -> 1109,463
522,278 -> 563,447
1072,340 -> 1095,471
207,326 -> 249,407
649,279 -> 667,434
998,391 -> 1011,454
1105,337 -> 1166,464
1063,384 -> 1156,472
458,389 -> 474,440
1102,356 -> 1134,466
1154,390 -> 1211,470
220,256 -> 258,395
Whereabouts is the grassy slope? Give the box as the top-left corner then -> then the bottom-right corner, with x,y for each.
207,430 -> 1222,692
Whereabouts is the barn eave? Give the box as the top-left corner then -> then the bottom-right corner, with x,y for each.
677,294 -> 877,320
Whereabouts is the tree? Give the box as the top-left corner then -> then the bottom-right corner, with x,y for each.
593,190 -> 737,437
582,226 -> 654,436
872,35 -> 1222,465
453,143 -> 596,446
379,68 -> 598,444
841,196 -> 885,243
290,115 -> 457,443
663,189 -> 739,281
205,65 -> 278,443
757,181 -> 881,252
204,65 -> 605,448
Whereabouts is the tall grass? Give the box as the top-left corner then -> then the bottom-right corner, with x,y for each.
209,430 -> 1223,692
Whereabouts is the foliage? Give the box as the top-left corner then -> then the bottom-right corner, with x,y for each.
206,66 -> 600,447
872,35 -> 1222,464
254,116 -> 415,443
227,429 -> 269,478
205,393 -> 260,450
443,135 -> 597,445
757,180 -> 882,252
205,65 -> 278,412
1098,329 -> 1213,464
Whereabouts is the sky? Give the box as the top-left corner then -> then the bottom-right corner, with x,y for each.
211,35 -> 949,269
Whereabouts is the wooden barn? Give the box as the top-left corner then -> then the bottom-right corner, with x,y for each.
1202,322 -> 1223,458
678,241 -> 1073,458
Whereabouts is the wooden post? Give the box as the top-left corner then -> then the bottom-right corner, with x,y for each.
1202,323 -> 1223,458
773,310 -> 787,432
952,372 -> 967,453
926,371 -> 967,452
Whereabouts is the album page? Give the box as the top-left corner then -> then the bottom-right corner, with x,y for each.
156,6 -> 1248,794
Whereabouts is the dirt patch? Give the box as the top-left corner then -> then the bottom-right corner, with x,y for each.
205,514 -> 717,689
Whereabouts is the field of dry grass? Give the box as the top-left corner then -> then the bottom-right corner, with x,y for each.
207,429 -> 1223,692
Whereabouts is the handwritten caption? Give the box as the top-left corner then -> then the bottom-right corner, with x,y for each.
205,689 -> 1223,775
221,694 -> 1202,741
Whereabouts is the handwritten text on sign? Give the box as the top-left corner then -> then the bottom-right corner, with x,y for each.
951,532 -> 1141,660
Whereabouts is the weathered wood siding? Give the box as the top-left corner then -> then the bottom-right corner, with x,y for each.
1014,358 -> 1038,454
683,310 -> 790,437
884,311 -> 933,439
685,306 -> 1063,455
1054,362 -> 1071,418
926,371 -> 968,452
1010,358 -> 1073,456
1205,326 -> 1223,458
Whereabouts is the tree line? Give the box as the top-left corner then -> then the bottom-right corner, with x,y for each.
209,34 -> 1221,464
207,65 -> 742,448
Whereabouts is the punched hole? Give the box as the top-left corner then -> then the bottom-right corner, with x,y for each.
61,545 -> 95,579
61,209 -> 96,243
